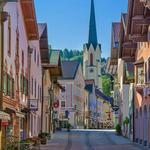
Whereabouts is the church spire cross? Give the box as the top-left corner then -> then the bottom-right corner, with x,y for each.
88,0 -> 98,48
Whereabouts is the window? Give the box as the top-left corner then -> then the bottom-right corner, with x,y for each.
90,68 -> 94,73
61,101 -> 65,108
61,86 -> 65,92
136,65 -> 144,84
12,78 -> 14,98
145,62 -> 147,83
34,50 -> 36,63
35,79 -> 36,98
22,51 -> 24,67
8,15 -> 11,55
3,72 -> 7,95
20,74 -> 23,93
7,74 -> 10,96
16,29 -> 19,56
90,53 -> 93,66
37,53 -> 39,66
32,78 -> 33,95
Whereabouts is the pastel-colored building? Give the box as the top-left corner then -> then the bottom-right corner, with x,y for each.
85,80 -> 97,128
0,0 -> 39,149
58,61 -> 85,128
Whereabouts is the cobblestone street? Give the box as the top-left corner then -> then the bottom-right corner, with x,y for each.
36,130 -> 144,150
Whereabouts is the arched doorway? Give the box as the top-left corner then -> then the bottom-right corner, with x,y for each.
143,105 -> 148,146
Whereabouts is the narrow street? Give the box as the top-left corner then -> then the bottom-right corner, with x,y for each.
37,130 -> 143,150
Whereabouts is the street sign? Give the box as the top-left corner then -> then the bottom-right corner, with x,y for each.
29,99 -> 38,111
54,100 -> 59,108
112,105 -> 119,112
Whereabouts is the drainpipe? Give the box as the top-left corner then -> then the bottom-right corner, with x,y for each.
41,68 -> 44,133
27,47 -> 33,138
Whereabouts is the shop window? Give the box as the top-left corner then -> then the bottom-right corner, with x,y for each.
61,101 -> 65,108
136,65 -> 144,84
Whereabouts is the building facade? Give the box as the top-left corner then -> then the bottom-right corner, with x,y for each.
59,61 -> 85,129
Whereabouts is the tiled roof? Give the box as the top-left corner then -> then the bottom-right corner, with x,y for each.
61,61 -> 80,79
95,89 -> 113,105
49,50 -> 60,66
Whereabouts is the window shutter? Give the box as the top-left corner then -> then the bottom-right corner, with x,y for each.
10,77 -> 12,97
7,75 -> 10,96
3,72 -> 7,95
24,77 -> 27,95
20,74 -> 23,92
12,78 -> 14,98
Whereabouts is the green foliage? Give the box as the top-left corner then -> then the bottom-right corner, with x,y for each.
38,132 -> 49,138
102,75 -> 111,97
123,117 -> 130,125
115,124 -> 122,135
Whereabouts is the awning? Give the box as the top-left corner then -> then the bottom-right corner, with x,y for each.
134,57 -> 144,65
0,111 -> 10,121
16,112 -> 25,118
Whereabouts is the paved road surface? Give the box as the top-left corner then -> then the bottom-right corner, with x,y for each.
35,129 -> 145,150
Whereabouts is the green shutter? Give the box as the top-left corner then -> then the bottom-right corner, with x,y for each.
7,75 -> 10,96
10,77 -> 12,97
3,72 -> 7,95
12,79 -> 14,98
24,77 -> 26,95
20,74 -> 23,92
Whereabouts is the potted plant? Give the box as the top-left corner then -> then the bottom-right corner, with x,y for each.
67,123 -> 71,132
38,132 -> 48,145
123,117 -> 129,137
115,124 -> 122,135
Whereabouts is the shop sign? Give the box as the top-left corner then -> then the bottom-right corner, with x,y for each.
29,99 -> 38,111
53,100 -> 59,108
2,121 -> 9,126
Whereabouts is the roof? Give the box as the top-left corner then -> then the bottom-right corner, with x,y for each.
134,57 -> 144,65
38,23 -> 49,64
95,89 -> 113,105
20,0 -> 39,40
49,50 -> 60,66
88,0 -> 98,49
61,61 -> 80,79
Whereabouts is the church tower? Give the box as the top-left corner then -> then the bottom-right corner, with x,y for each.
83,0 -> 102,90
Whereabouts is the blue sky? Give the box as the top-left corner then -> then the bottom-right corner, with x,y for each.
35,0 -> 128,58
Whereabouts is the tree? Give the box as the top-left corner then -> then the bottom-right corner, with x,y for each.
102,75 -> 111,97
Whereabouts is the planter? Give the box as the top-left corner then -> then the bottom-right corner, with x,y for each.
40,138 -> 47,145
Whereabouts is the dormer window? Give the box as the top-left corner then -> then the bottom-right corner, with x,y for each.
90,53 -> 93,66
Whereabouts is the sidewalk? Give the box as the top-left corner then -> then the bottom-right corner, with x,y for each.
32,131 -> 69,150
